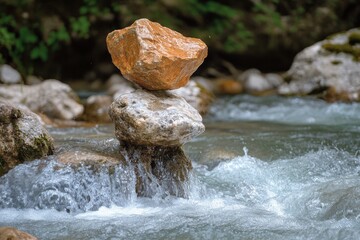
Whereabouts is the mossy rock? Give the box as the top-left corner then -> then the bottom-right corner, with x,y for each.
322,29 -> 360,61
0,101 -> 55,176
349,32 -> 360,45
322,42 -> 360,61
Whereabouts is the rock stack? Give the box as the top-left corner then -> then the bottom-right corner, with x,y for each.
106,18 -> 207,197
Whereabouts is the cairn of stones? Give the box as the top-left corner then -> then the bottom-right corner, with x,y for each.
106,18 -> 207,197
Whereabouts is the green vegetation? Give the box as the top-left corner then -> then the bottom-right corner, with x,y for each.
0,0 -> 359,77
349,32 -> 360,45
322,31 -> 360,61
323,43 -> 360,61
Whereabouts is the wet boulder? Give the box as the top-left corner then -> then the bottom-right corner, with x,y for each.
109,89 -> 205,146
0,226 -> 38,240
279,28 -> 360,101
0,101 -> 54,176
0,79 -> 84,120
106,18 -> 207,90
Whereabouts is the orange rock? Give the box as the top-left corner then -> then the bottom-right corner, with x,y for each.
106,18 -> 207,90
215,78 -> 243,95
0,227 -> 38,240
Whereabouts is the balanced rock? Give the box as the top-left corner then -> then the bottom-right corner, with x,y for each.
106,18 -> 208,90
0,101 -> 54,176
109,89 -> 204,146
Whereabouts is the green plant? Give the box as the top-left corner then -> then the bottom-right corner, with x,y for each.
0,0 -> 112,76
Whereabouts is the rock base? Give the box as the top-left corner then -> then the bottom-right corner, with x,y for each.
121,142 -> 192,198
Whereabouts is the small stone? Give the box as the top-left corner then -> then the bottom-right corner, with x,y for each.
0,227 -> 38,240
106,18 -> 208,90
0,79 -> 84,120
215,78 -> 243,95
109,89 -> 205,146
0,64 -> 22,84
240,69 -> 273,93
0,101 -> 54,176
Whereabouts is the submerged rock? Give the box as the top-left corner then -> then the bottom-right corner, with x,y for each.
56,150 -> 125,169
0,226 -> 38,240
0,101 -> 54,176
121,143 -> 192,197
0,64 -> 22,84
279,28 -> 360,101
106,18 -> 207,90
109,89 -> 204,146
0,79 -> 84,120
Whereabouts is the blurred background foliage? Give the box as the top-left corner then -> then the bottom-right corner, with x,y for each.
0,0 -> 359,80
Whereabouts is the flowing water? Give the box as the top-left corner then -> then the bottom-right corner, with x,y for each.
1,95 -> 360,239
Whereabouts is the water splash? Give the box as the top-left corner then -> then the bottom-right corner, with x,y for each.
0,157 -> 137,213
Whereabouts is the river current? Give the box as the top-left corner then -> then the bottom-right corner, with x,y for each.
1,95 -> 360,239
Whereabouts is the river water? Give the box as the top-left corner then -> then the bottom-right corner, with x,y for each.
1,95 -> 360,239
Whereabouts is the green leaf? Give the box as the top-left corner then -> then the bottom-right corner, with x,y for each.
0,27 -> 16,48
19,27 -> 38,44
30,42 -> 48,61
70,16 -> 90,38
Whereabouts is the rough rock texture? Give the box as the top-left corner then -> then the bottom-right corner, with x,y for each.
0,101 -> 54,176
0,64 -> 22,84
0,79 -> 84,119
0,227 -> 38,240
83,95 -> 113,123
170,80 -> 213,115
279,28 -> 360,100
106,18 -> 208,90
109,89 -> 205,146
121,143 -> 192,197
